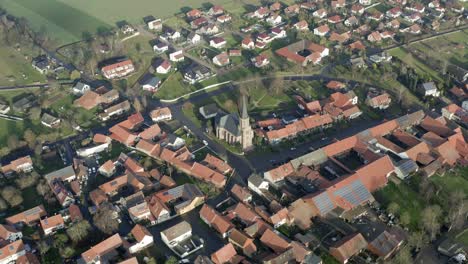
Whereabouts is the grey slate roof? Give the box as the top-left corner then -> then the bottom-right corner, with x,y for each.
161,221 -> 191,242
139,74 -> 161,87
199,103 -> 219,119
44,165 -> 75,183
248,174 -> 264,187
41,113 -> 60,125
216,113 -> 240,136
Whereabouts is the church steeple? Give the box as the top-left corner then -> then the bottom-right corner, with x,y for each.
241,94 -> 249,119
239,94 -> 254,151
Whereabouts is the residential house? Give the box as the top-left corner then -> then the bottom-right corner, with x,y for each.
146,17 -> 162,30
217,15 -> 232,23
330,233 -> 368,264
252,7 -> 270,19
151,107 -> 172,122
313,8 -> 327,18
41,113 -> 61,128
155,60 -> 172,74
294,20 -> 309,31
241,38 -> 255,49
31,55 -> 50,74
81,234 -> 124,264
186,9 -> 202,19
314,24 -> 330,36
200,205 -> 233,238
169,50 -> 184,62
228,229 -> 257,257
161,221 -> 198,256
146,194 -> 170,224
139,74 -> 161,92
203,154 -> 232,174
1,156 -> 33,176
197,24 -> 219,35
155,184 -> 205,215
0,102 -> 9,114
351,4 -> 365,15
101,59 -> 135,79
44,165 -> 76,183
188,32 -> 201,44
345,16 -> 359,27
271,27 -> 286,39
210,37 -> 227,49
230,184 -> 252,203
128,224 -> 154,254
418,82 -> 440,97
260,229 -> 290,253
211,243 -> 239,264
248,174 -> 269,195
266,14 -> 282,26
0,240 -> 26,264
366,89 -> 392,109
183,64 -> 213,84
72,81 -> 91,95
40,214 -> 65,236
213,52 -> 230,67
442,104 -> 468,125
367,230 -> 404,260
0,225 -> 22,242
252,54 -> 270,68
153,42 -> 169,53
50,179 -> 75,207
6,206 -> 46,227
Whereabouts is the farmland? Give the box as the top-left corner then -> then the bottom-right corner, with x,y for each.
0,0 -> 288,45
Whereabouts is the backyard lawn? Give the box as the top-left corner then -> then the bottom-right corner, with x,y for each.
455,229 -> 468,246
429,166 -> 468,206
374,181 -> 425,231
155,72 -> 193,100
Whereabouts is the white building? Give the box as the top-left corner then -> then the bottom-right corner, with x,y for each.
0,225 -> 22,242
359,0 -> 372,5
169,50 -> 184,62
161,221 -> 192,247
462,101 -> 468,111
153,42 -> 169,53
419,82 -> 440,97
248,174 -> 269,195
72,81 -> 91,95
76,143 -> 110,157
128,225 -> 154,254
0,240 -> 25,264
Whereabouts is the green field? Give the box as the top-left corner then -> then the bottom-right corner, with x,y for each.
409,30 -> 468,69
389,47 -> 444,82
0,0 -> 268,44
0,45 -> 46,86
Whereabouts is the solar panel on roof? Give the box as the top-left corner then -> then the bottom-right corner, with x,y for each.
334,179 -> 372,206
313,192 -> 334,215
24,207 -> 41,216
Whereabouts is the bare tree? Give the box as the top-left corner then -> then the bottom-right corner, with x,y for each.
93,203 -> 119,235
67,220 -> 92,243
446,191 -> 467,231
422,205 -> 442,240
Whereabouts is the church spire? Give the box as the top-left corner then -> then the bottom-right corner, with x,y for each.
241,94 -> 249,119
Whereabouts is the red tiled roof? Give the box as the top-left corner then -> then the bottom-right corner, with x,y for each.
330,233 -> 368,264
260,229 -> 290,253
101,60 -> 133,73
211,243 -> 237,264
